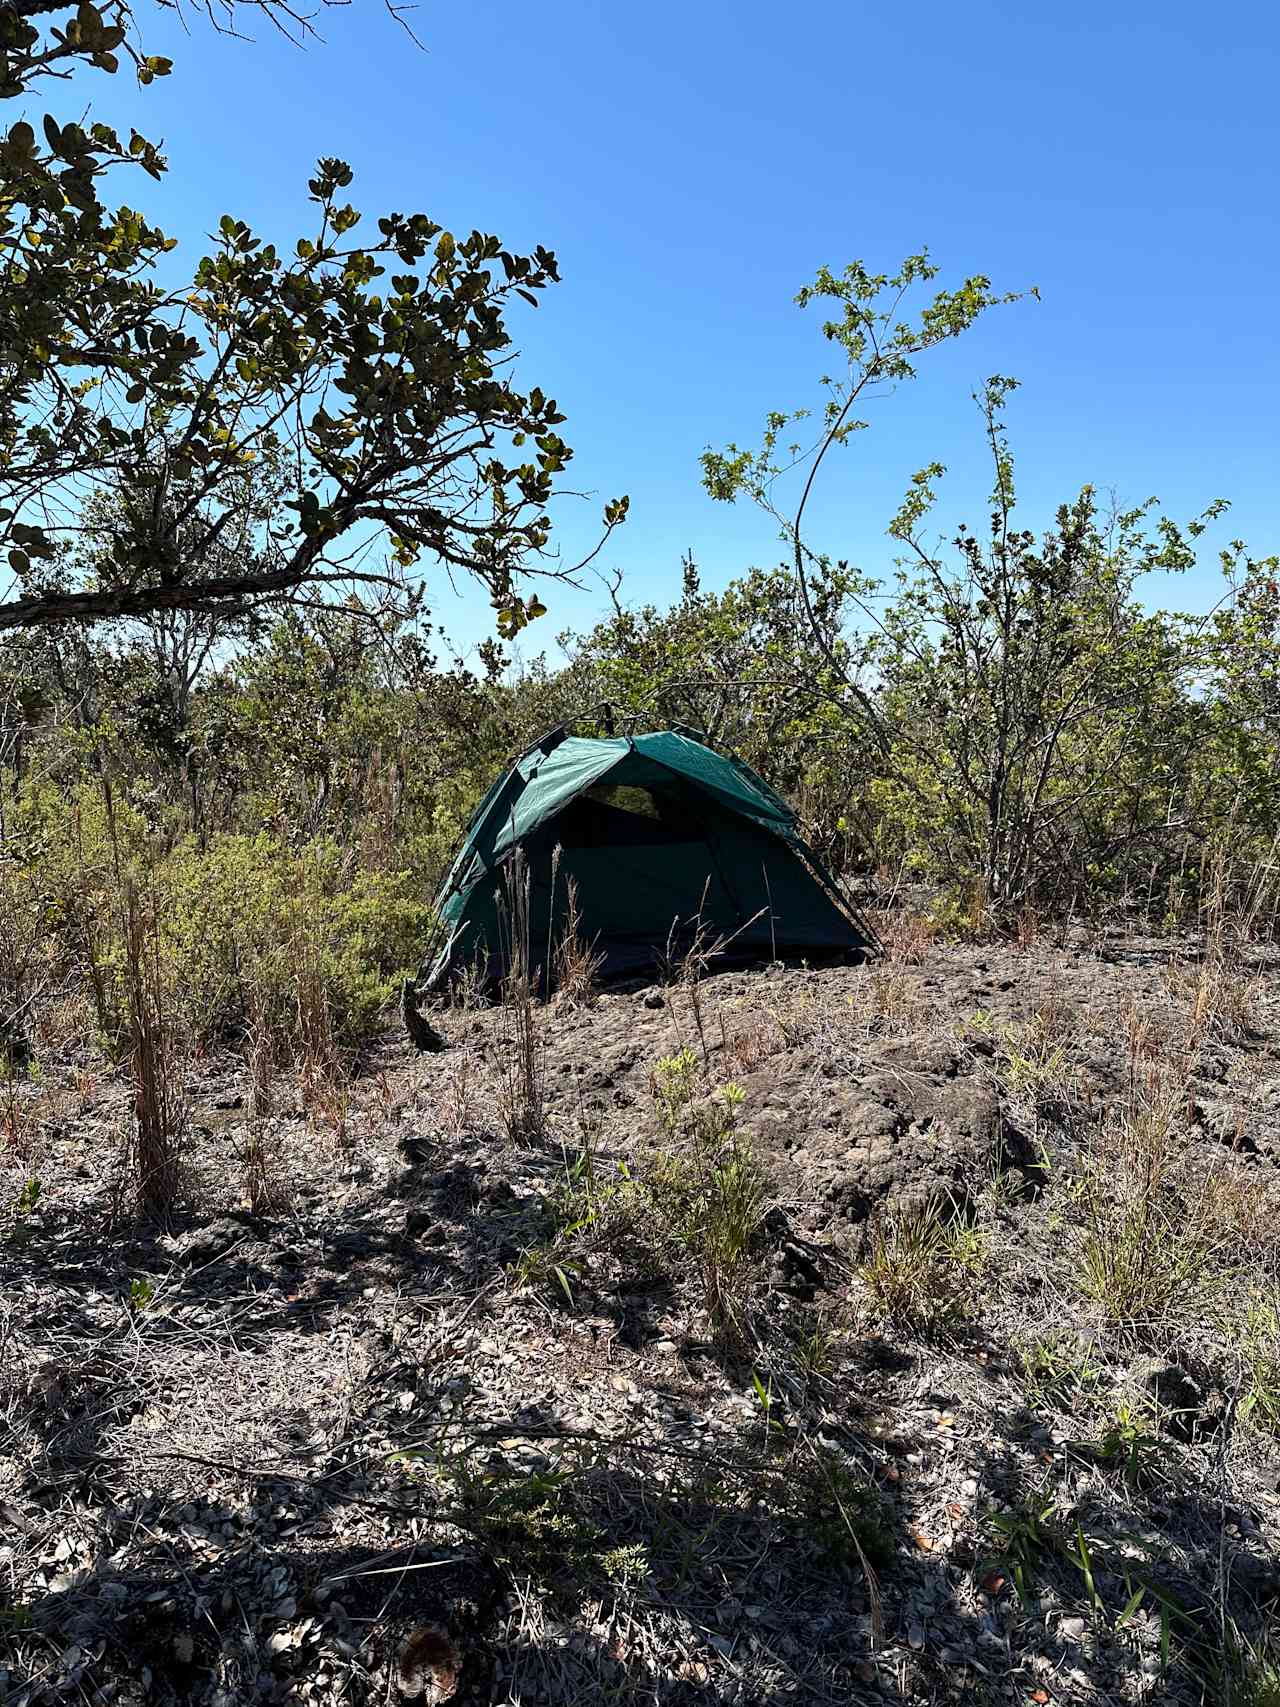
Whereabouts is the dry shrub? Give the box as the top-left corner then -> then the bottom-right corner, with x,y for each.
657,889 -> 769,1066
295,946 -> 351,1148
1200,1166 -> 1280,1258
0,1062 -> 37,1162
237,982 -> 283,1211
441,1053 -> 479,1137
29,986 -> 91,1058
235,1121 -> 283,1214
1032,986 -> 1080,1046
0,859 -> 50,1072
880,908 -> 933,965
1012,902 -> 1042,952
722,1015 -> 781,1076
448,952 -> 488,1013
1168,957 -> 1260,1050
1166,841 -> 1278,1049
246,981 -> 277,1120
849,964 -> 926,1034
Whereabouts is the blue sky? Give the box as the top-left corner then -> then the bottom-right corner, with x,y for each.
68,0 -> 1280,660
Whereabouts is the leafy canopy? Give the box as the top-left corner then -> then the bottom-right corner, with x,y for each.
0,0 -> 626,636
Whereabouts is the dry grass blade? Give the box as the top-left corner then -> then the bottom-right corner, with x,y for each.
1167,839 -> 1280,1050
496,846 -> 546,1143
120,881 -> 188,1217
552,871 -> 604,1009
1076,1060 -> 1238,1325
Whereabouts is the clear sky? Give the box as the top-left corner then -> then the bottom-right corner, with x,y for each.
59,0 -> 1280,660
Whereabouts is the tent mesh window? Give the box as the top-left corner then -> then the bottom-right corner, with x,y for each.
553,783 -> 703,849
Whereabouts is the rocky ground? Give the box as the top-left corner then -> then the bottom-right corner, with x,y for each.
3,919 -> 1280,1705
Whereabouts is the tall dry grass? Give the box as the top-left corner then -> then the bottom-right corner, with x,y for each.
120,883 -> 188,1216
552,873 -> 604,1009
496,847 -> 546,1143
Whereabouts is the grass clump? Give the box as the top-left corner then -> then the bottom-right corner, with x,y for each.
858,1205 -> 987,1333
638,1047 -> 766,1336
961,1004 -> 1076,1107
1202,1623 -> 1280,1707
795,1445 -> 894,1573
552,873 -> 604,1008
1235,1289 -> 1280,1437
1074,1070 -> 1237,1326
1070,1401 -> 1172,1492
1016,1331 -> 1104,1411
422,1448 -> 605,1596
495,848 -> 546,1143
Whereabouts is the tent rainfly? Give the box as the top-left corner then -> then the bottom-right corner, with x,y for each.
418,727 -> 877,994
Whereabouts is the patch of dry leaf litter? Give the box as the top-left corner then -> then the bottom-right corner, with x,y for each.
2,930 -> 1280,1704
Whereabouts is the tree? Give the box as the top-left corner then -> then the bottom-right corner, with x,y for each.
872,379 -> 1220,909
699,255 -> 1280,914
701,253 -> 1027,737
1191,544 -> 1280,848
0,0 -> 625,636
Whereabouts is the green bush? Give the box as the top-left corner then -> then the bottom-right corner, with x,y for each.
12,779 -> 430,1051
161,834 -> 431,1046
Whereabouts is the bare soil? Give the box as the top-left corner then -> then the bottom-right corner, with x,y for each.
3,925 -> 1280,1705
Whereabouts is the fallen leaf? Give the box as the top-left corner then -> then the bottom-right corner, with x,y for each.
397,1625 -> 461,1703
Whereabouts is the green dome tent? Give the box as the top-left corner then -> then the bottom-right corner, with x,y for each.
418,727 -> 876,994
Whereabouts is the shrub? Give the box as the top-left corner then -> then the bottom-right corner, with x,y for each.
162,834 -> 429,1047
14,775 -> 430,1056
